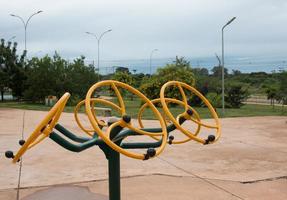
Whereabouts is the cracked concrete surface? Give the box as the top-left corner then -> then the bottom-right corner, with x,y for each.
0,108 -> 286,199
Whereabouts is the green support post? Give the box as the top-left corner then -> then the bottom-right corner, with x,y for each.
108,149 -> 121,200
99,124 -> 124,200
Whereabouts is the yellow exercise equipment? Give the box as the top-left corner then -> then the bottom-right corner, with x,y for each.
85,80 -> 167,160
11,92 -> 70,163
138,98 -> 202,144
160,81 -> 221,144
74,98 -> 121,136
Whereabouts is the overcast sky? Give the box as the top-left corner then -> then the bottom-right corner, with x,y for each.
1,0 -> 286,61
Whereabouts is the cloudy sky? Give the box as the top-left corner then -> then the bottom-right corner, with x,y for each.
1,0 -> 287,61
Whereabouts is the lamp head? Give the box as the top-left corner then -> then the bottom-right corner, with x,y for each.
226,17 -> 236,26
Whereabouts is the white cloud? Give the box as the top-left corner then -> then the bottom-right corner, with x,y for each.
0,0 -> 286,60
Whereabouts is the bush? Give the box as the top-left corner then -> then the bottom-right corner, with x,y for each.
111,71 -> 135,86
225,83 -> 249,108
206,92 -> 222,108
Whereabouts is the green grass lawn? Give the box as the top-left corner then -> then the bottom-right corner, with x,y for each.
0,99 -> 286,120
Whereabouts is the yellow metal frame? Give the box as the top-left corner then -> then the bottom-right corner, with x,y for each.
74,98 -> 121,136
85,80 -> 167,160
10,80 -> 220,163
160,81 -> 221,144
138,98 -> 202,144
12,93 -> 71,163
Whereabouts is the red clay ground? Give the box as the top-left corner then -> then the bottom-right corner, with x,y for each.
0,108 -> 286,199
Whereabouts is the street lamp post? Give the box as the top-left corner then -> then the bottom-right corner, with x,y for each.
221,17 -> 236,115
86,29 -> 112,80
149,49 -> 158,76
10,11 -> 43,53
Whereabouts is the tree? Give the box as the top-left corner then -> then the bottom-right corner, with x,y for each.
276,71 -> 287,110
192,67 -> 209,76
65,56 -> 99,99
225,83 -> 249,108
24,56 -> 60,101
115,66 -> 130,74
111,71 -> 136,100
232,69 -> 242,76
24,53 -> 98,103
132,73 -> 147,89
211,66 -> 228,77
140,56 -> 195,100
112,71 -> 135,86
173,56 -> 190,67
0,39 -> 26,100
187,83 -> 209,107
265,86 -> 279,108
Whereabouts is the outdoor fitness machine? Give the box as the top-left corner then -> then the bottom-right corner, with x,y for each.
5,80 -> 221,200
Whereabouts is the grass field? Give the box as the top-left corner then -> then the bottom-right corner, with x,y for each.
0,99 -> 286,120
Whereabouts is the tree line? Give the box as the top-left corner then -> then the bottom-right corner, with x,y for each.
1,38 -> 286,108
0,39 -> 98,103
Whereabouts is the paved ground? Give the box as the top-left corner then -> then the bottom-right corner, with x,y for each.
0,108 -> 286,199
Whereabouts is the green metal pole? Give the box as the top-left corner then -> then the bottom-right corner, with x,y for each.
108,148 -> 121,200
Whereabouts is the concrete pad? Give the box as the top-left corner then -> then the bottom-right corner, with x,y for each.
161,117 -> 287,182
1,175 -> 286,200
0,109 -> 189,189
209,178 -> 287,200
0,108 -> 287,200
21,185 -> 108,200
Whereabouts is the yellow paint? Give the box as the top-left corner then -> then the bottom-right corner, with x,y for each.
11,80 -> 221,163
138,98 -> 202,144
74,98 -> 121,136
12,93 -> 70,163
160,81 -> 221,144
85,80 -> 167,160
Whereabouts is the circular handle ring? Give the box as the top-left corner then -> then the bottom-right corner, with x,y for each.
12,93 -> 70,163
74,98 -> 121,136
138,98 -> 202,144
160,81 -> 221,144
85,80 -> 167,160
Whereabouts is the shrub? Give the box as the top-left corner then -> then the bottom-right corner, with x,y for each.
225,83 -> 249,108
206,92 -> 222,108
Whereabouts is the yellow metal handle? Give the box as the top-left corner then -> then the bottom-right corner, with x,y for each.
138,98 -> 202,144
12,93 -> 70,163
85,80 -> 167,160
74,98 -> 121,136
160,81 -> 221,144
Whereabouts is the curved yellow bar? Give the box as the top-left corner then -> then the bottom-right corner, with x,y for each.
160,81 -> 221,144
138,98 -> 202,144
137,98 -> 171,128
74,98 -> 122,136
177,83 -> 188,110
74,100 -> 96,136
111,83 -> 126,115
12,93 -> 70,163
85,80 -> 167,160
